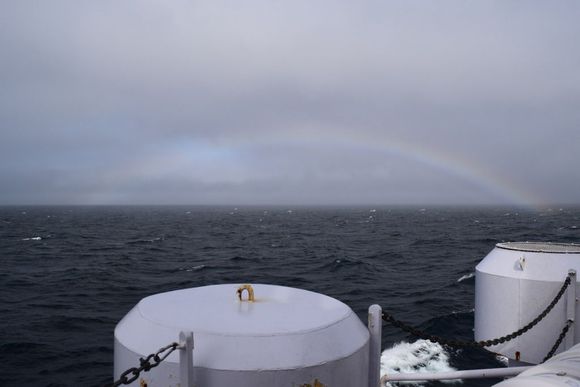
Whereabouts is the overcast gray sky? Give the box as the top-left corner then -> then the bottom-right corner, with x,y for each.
1,1 -> 579,207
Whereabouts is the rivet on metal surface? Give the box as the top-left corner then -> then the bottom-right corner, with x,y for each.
237,284 -> 255,302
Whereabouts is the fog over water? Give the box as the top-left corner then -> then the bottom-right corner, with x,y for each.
1,1 -> 579,206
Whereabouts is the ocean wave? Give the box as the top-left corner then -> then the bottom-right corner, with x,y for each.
127,236 -> 164,245
380,339 -> 461,386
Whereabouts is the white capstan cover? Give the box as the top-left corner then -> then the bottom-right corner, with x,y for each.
493,342 -> 580,387
114,284 -> 370,386
475,242 -> 580,364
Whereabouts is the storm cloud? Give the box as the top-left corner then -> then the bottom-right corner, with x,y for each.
1,1 -> 579,206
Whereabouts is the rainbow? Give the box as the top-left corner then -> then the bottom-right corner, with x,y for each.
88,129 -> 543,208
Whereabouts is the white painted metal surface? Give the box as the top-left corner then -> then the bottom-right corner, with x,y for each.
493,341 -> 580,387
381,366 -> 532,383
114,284 -> 370,386
475,242 -> 580,364
567,270 -> 577,350
179,331 -> 193,387
368,304 -> 382,387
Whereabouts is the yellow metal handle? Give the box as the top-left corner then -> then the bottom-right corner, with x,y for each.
237,284 -> 255,302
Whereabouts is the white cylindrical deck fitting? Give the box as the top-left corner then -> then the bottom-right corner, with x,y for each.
475,242 -> 580,364
114,284 -> 370,387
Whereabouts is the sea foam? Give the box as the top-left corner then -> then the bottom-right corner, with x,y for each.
380,339 -> 460,386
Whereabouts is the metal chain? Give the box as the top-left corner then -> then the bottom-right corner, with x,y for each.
542,319 -> 574,363
106,342 -> 179,387
382,273 -> 573,349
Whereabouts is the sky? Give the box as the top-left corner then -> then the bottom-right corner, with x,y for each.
1,1 -> 579,207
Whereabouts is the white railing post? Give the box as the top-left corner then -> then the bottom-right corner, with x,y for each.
381,366 -> 532,383
179,331 -> 194,387
368,304 -> 382,387
566,270 -> 576,350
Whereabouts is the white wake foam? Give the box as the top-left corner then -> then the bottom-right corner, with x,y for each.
380,340 -> 460,386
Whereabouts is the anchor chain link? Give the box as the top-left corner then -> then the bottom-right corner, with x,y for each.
382,273 -> 573,350
106,342 -> 179,387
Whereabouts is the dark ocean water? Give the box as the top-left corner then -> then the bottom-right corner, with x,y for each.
1,206 -> 579,387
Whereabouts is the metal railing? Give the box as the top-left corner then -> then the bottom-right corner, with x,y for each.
380,366 -> 532,384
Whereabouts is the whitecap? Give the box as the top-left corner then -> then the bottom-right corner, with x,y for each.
22,236 -> 42,241
180,265 -> 206,272
451,308 -> 475,315
380,340 -> 460,386
457,273 -> 475,283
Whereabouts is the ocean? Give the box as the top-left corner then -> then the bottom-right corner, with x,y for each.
1,206 -> 579,387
